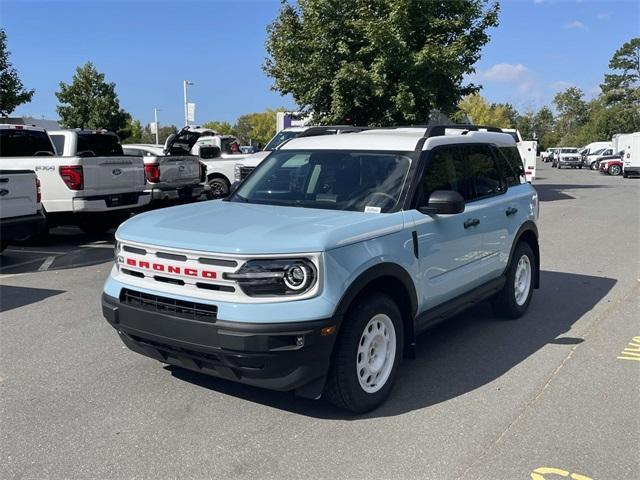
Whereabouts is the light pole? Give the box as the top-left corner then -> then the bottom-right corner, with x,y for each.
153,107 -> 161,144
183,80 -> 193,127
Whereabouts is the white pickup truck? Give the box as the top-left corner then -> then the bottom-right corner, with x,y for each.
4,127 -> 150,234
0,169 -> 46,252
503,128 -> 538,181
163,126 -> 249,198
121,144 -> 204,203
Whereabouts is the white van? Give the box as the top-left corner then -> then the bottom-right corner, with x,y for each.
622,132 -> 640,178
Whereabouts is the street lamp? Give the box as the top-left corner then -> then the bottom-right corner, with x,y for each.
183,80 -> 194,127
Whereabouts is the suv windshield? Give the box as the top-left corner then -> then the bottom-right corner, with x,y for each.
0,129 -> 55,157
560,148 -> 578,153
231,150 -> 412,213
264,130 -> 301,151
77,133 -> 123,156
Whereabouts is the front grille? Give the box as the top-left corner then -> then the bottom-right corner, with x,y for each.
120,288 -> 217,322
239,166 -> 254,180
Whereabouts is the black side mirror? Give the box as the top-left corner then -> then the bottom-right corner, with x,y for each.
418,190 -> 465,215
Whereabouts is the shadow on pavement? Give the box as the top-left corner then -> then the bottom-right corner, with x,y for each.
0,227 -> 115,275
168,270 -> 616,419
535,184 -> 610,202
0,285 -> 66,313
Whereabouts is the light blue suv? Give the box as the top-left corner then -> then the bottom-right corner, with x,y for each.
102,125 -> 540,412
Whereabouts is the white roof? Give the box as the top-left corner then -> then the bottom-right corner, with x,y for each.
281,127 -> 517,151
0,124 -> 47,132
123,144 -> 165,155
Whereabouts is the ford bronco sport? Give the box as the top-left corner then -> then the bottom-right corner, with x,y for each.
102,125 -> 540,413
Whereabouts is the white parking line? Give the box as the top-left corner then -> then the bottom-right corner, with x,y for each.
37,256 -> 56,272
5,248 -> 68,255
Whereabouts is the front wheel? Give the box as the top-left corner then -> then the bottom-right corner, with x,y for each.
492,242 -> 535,319
324,293 -> 403,413
609,165 -> 621,176
590,162 -> 598,170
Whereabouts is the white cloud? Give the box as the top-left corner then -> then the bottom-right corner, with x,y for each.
475,63 -> 535,93
564,20 -> 588,30
596,12 -> 612,20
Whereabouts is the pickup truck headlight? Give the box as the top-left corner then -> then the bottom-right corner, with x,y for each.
224,258 -> 317,297
234,164 -> 243,182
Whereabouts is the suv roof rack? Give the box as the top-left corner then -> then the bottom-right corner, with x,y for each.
414,124 -> 505,151
296,125 -> 368,138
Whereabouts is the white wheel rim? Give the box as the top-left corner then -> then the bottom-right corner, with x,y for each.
356,314 -> 396,394
514,255 -> 532,306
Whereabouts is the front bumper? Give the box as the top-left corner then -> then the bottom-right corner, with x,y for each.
148,184 -> 204,201
559,159 -> 581,166
0,210 -> 46,243
72,192 -> 151,212
101,292 -> 339,396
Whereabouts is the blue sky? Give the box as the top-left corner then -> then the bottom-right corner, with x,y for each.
2,0 -> 638,126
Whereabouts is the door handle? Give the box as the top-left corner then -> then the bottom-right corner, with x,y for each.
464,218 -> 480,229
506,207 -> 518,216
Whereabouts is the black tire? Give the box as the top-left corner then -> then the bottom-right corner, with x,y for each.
324,293 -> 403,413
558,164 -> 562,169
208,176 -> 230,199
623,171 -> 628,178
609,165 -> 621,176
590,162 -> 598,170
578,166 -> 582,169
492,242 -> 535,319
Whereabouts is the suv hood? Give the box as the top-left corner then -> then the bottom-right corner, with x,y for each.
117,201 -> 405,254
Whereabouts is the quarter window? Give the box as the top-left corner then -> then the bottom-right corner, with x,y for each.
498,146 -> 524,187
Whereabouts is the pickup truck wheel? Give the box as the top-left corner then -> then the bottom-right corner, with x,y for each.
590,162 -> 598,170
324,293 -> 403,413
208,177 -> 230,199
492,242 -> 535,320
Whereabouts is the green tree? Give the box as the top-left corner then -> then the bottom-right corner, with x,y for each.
456,94 -> 512,127
202,120 -> 236,136
56,62 -> 129,135
234,109 -> 279,145
0,28 -> 35,116
553,87 -> 588,141
264,0 -> 499,125
600,37 -> 639,106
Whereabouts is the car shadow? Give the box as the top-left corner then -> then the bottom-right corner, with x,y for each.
167,270 -> 616,419
535,184 -> 610,202
0,227 -> 115,275
0,285 -> 66,313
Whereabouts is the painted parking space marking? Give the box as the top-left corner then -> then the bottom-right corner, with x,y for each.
617,336 -> 640,361
37,256 -> 57,272
531,467 -> 592,480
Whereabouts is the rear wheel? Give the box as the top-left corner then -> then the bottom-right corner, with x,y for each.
208,176 -> 230,199
492,242 -> 535,319
608,165 -> 621,176
590,162 -> 598,170
324,293 -> 403,413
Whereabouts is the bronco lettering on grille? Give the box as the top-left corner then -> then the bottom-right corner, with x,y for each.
122,258 -> 217,279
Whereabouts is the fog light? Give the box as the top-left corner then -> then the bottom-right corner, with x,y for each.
320,326 -> 336,336
296,335 -> 305,347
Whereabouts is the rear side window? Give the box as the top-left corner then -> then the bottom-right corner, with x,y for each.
77,133 -> 124,157
50,134 -> 65,156
421,146 -> 471,202
0,129 -> 55,157
498,146 -> 524,186
462,144 -> 505,200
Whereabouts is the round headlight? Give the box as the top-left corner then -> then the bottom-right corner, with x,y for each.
284,264 -> 310,290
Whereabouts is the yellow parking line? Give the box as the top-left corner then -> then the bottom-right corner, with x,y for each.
531,467 -> 593,480
617,336 -> 640,361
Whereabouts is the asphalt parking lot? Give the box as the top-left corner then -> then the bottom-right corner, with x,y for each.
1,165 -> 638,480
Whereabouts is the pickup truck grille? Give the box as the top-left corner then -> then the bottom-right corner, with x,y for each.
120,288 -> 217,322
239,167 -> 254,180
